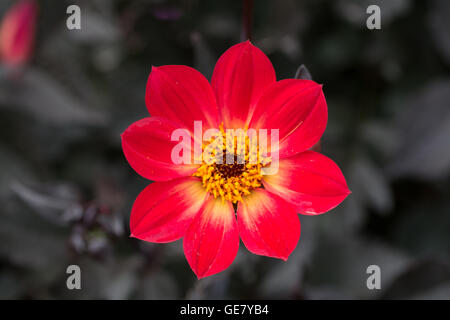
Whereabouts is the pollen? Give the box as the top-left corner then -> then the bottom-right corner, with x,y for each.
193,124 -> 271,203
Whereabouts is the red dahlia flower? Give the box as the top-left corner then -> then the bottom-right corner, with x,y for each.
0,0 -> 37,67
122,41 -> 350,279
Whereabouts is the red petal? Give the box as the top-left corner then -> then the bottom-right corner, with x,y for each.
211,41 -> 276,129
145,65 -> 220,132
263,151 -> 350,215
130,177 -> 208,243
183,197 -> 239,279
121,117 -> 198,181
249,79 -> 327,158
0,0 -> 37,66
237,189 -> 300,260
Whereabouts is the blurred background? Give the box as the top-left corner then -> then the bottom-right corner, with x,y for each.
0,0 -> 449,299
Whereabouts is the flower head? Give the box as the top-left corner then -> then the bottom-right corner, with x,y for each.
0,0 -> 38,67
122,41 -> 350,278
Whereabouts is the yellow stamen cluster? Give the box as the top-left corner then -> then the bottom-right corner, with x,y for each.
193,125 -> 271,203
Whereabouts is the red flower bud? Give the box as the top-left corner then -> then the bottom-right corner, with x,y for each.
0,0 -> 38,67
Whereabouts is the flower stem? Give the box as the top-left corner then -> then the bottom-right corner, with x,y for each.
241,0 -> 254,41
